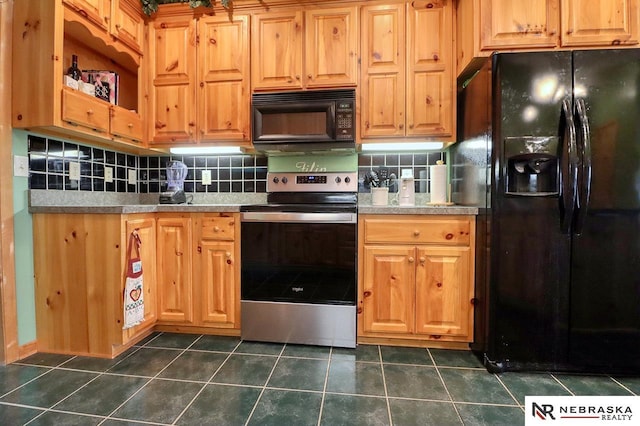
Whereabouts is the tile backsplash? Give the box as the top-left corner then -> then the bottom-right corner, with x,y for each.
27,135 -> 446,194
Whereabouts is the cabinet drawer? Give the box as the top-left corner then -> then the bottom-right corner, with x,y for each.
111,107 -> 143,142
62,87 -> 110,133
201,214 -> 236,240
363,216 -> 470,245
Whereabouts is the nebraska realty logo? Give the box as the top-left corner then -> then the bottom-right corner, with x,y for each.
525,396 -> 640,425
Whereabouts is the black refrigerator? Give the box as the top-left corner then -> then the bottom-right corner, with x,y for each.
452,49 -> 640,373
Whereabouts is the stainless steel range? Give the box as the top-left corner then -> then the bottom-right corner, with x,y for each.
240,171 -> 357,348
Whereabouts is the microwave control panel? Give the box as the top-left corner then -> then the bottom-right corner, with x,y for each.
335,101 -> 354,140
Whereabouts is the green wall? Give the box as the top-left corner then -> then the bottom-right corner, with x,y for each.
12,129 -> 36,345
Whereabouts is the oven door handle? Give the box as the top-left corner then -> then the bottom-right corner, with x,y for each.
241,212 -> 357,224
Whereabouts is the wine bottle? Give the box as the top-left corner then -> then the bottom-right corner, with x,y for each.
67,55 -> 81,81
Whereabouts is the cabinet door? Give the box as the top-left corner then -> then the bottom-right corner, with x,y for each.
63,0 -> 110,31
123,217 -> 157,342
561,0 -> 639,46
252,11 -> 304,90
149,17 -> 197,144
111,0 -> 145,54
196,240 -> 238,328
360,4 -> 405,138
406,1 -> 453,137
362,246 -> 415,334
198,15 -> 250,142
415,246 -> 473,341
480,0 -> 560,49
157,217 -> 193,323
305,7 -> 358,88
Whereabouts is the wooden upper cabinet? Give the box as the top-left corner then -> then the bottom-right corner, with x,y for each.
361,1 -> 454,139
360,4 -> 405,138
480,0 -> 560,49
252,11 -> 304,90
63,0 -> 110,31
198,15 -> 250,142
406,0 -> 453,137
305,7 -> 359,88
111,0 -> 145,54
458,0 -> 640,75
156,216 -> 194,323
252,7 -> 358,91
149,17 -> 197,144
561,0 -> 639,46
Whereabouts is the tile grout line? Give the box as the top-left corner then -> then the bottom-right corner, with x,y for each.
170,338 -> 244,425
493,374 -> 525,412
550,374 -> 576,396
377,345 -> 394,426
610,377 -> 637,396
97,332 -> 202,426
243,343 -> 287,426
426,348 -> 465,425
316,347 -> 333,426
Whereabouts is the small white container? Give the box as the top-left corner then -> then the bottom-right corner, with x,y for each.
371,187 -> 389,206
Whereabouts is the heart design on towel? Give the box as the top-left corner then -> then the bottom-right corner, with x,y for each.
130,286 -> 142,302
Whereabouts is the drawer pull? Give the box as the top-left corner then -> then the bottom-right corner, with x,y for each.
127,123 -> 133,128
445,233 -> 454,240
413,230 -> 420,236
430,335 -> 442,339
214,226 -> 221,232
86,109 -> 94,115
363,290 -> 372,298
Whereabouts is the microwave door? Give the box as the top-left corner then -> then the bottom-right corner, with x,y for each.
253,102 -> 336,143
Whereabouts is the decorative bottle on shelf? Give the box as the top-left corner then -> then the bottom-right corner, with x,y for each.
67,55 -> 81,81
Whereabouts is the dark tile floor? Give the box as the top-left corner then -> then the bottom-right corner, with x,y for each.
1,332 -> 638,425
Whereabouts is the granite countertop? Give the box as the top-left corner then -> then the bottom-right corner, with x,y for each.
27,190 -> 479,215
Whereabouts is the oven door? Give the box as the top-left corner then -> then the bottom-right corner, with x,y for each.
241,212 -> 357,306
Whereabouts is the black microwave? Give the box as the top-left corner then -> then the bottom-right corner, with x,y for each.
251,89 -> 355,153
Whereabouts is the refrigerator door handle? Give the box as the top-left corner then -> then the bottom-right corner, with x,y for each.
559,98 -> 578,234
574,98 -> 592,235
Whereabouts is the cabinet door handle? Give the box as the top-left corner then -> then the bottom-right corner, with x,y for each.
399,124 -> 404,129
363,290 -> 372,298
225,251 -> 231,258
307,74 -> 312,79
408,256 -> 415,263
419,257 -> 426,265
197,246 -> 202,253
357,307 -> 363,314
127,123 -> 133,128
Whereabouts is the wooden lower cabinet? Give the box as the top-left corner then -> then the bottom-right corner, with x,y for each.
156,212 -> 240,332
32,211 -> 241,358
193,213 -> 240,329
358,215 -> 475,347
32,213 -> 157,358
156,215 -> 194,323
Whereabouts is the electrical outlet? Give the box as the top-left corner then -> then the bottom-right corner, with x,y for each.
202,170 -> 212,185
69,162 -> 80,181
128,169 -> 137,185
13,155 -> 29,177
104,167 -> 114,183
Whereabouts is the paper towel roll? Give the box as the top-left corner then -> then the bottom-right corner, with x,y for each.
430,162 -> 447,204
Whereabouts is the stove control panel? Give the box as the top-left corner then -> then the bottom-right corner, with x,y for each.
268,172 -> 357,192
